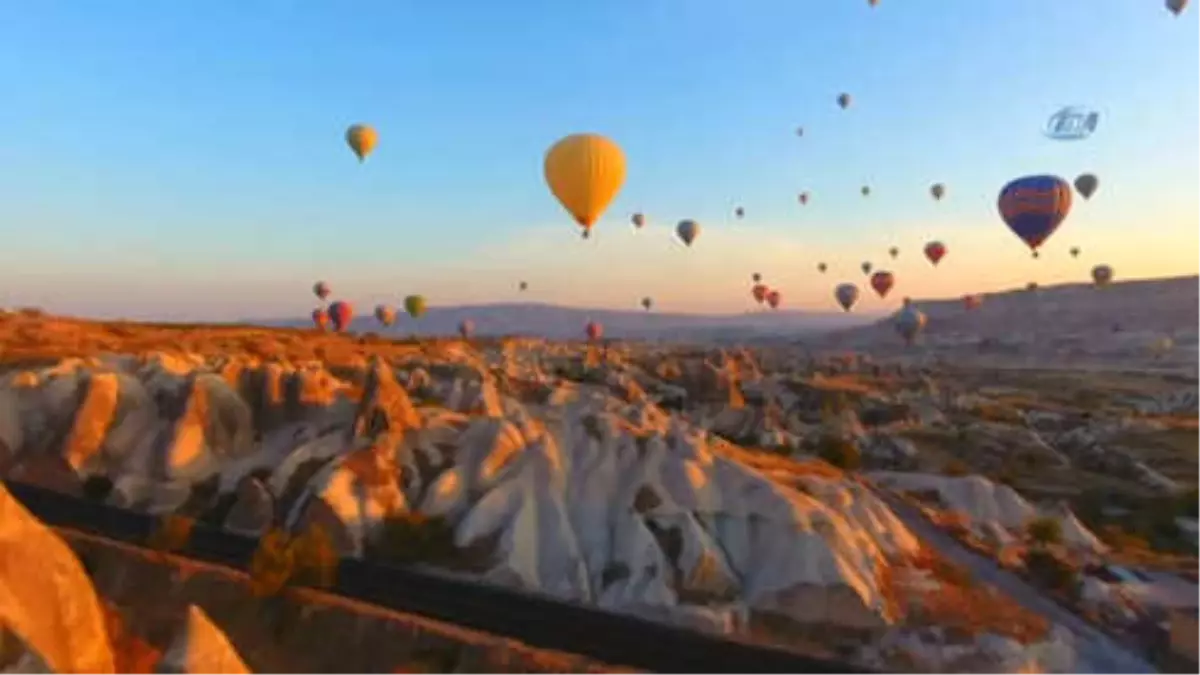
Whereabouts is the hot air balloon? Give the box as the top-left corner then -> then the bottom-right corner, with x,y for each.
817,262 -> 828,273
861,185 -> 871,197
930,183 -> 946,201
458,319 -> 475,339
585,321 -> 603,341
735,206 -> 745,219
1091,264 -> 1114,287
894,305 -> 927,345
1074,173 -> 1099,200
835,283 -> 860,312
631,213 -> 646,229
345,124 -> 378,162
676,220 -> 700,246
868,0 -> 879,6
519,281 -> 529,292
641,297 -> 653,311
798,192 -> 810,206
544,133 -> 626,235
374,304 -> 396,327
1149,335 -> 1175,357
328,301 -> 353,333
765,289 -> 782,310
1026,282 -> 1039,292
404,295 -> 427,319
311,308 -> 329,331
795,126 -> 805,137
752,284 -> 768,305
870,271 -> 895,298
837,93 -> 852,109
313,281 -> 331,301
924,241 -> 947,266
751,272 -> 762,283
1167,0 -> 1189,15
1070,246 -> 1081,258
962,294 -> 983,311
888,246 -> 899,259
997,175 -> 1073,252
861,261 -> 873,275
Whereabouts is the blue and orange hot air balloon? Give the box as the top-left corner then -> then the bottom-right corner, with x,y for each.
997,175 -> 1073,253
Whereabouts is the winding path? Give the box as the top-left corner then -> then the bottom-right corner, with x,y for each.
877,491 -> 1157,674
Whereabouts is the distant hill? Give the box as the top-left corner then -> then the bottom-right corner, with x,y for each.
811,271 -> 1195,348
258,302 -> 878,341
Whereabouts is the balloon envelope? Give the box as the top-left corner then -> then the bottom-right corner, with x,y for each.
328,301 -> 353,332
924,241 -> 947,266
403,295 -> 427,319
752,284 -> 768,304
1074,173 -> 1099,199
835,283 -> 860,312
895,306 -> 927,345
544,133 -> 626,231
676,219 -> 700,246
1092,264 -> 1114,287
345,124 -> 378,162
997,175 -> 1073,251
870,271 -> 895,298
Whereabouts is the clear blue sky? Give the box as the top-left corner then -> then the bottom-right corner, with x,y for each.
0,0 -> 1196,319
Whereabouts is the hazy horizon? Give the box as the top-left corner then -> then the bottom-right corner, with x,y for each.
1,1 -> 1196,320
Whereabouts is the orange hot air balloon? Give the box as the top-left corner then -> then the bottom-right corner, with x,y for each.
327,300 -> 353,332
752,284 -> 768,304
765,289 -> 782,310
870,271 -> 895,298
924,241 -> 947,266
544,133 -> 626,234
585,320 -> 603,341
345,124 -> 378,162
311,308 -> 329,331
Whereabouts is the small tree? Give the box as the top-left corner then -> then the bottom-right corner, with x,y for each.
1026,516 -> 1063,548
816,435 -> 861,471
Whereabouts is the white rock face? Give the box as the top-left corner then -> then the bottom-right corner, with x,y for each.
869,472 -> 1107,553
0,349 -> 927,633
0,483 -> 116,674
157,606 -> 250,674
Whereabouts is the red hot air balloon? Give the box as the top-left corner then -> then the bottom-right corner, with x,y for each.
327,300 -> 353,332
752,284 -> 768,304
311,308 -> 329,331
870,271 -> 895,298
585,320 -> 603,341
924,241 -> 947,266
962,294 -> 983,311
766,289 -> 782,310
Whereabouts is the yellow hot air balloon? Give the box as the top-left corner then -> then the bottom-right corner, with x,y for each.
345,124 -> 378,162
543,133 -> 626,233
